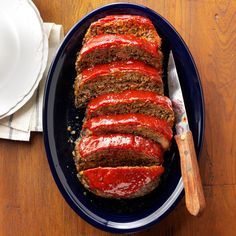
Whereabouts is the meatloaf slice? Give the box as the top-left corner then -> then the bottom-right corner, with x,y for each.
74,134 -> 163,171
82,114 -> 172,150
74,60 -> 163,107
75,34 -> 162,72
86,90 -> 175,127
78,166 -> 164,198
83,15 -> 161,45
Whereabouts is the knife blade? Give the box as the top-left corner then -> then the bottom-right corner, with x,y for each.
168,51 -> 206,216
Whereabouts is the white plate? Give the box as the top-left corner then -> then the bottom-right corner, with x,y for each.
0,0 -> 49,119
0,0 -> 46,118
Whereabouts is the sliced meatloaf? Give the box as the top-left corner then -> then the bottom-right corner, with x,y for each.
86,90 -> 175,127
74,134 -> 163,171
78,166 -> 164,198
75,34 -> 162,72
82,114 -> 172,150
74,60 -> 163,107
83,15 -> 161,45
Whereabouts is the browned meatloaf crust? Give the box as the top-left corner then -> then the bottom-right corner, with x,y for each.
86,90 -> 175,127
74,134 -> 163,171
82,114 -> 173,150
78,166 -> 164,198
83,15 -> 161,45
74,60 -> 163,108
75,34 -> 162,73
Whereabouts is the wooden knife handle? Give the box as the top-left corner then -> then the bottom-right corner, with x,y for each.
175,130 -> 206,216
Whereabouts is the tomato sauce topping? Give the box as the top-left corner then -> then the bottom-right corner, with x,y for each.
81,166 -> 164,197
83,113 -> 172,141
87,90 -> 173,115
78,134 -> 163,159
81,60 -> 161,83
80,34 -> 159,57
93,15 -> 154,26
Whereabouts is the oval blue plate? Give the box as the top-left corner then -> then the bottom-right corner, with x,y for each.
43,3 -> 204,233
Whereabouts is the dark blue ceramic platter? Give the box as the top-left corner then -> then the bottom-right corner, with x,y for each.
43,3 -> 204,233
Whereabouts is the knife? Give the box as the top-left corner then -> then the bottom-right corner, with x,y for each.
168,51 -> 206,216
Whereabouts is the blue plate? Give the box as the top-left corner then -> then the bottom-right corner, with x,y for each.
43,3 -> 204,233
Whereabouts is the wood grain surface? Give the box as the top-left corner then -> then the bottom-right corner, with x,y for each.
0,0 -> 236,235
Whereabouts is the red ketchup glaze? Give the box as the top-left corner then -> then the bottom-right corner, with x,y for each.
78,134 -> 163,160
81,60 -> 162,84
93,15 -> 154,26
83,113 -> 172,142
80,34 -> 159,57
82,166 -> 164,198
87,90 -> 173,116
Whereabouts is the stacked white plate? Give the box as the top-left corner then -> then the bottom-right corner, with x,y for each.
0,0 -> 48,119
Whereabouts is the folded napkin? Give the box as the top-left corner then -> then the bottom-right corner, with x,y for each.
0,23 -> 64,141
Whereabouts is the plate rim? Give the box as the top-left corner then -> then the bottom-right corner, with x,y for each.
43,2 -> 205,233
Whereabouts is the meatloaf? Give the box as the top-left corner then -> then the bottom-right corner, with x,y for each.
83,15 -> 161,45
86,90 -> 175,127
75,34 -> 162,72
78,166 -> 164,198
74,134 -> 163,171
82,114 -> 172,150
74,60 -> 163,107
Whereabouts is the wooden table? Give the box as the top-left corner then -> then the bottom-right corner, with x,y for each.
1,0 -> 235,235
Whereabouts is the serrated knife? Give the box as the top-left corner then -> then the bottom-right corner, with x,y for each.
168,51 -> 206,216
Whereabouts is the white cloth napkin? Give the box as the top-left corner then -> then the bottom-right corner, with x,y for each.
0,23 -> 64,141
